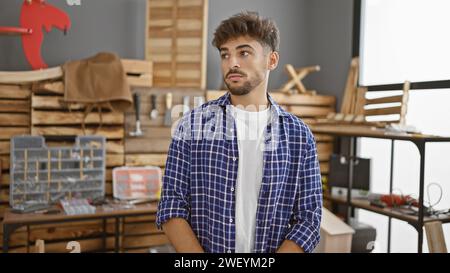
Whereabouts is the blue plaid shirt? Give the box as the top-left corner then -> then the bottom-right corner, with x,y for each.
156,92 -> 322,253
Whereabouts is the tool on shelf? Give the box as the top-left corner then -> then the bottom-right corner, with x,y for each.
150,94 -> 158,120
130,93 -> 143,137
164,93 -> 173,127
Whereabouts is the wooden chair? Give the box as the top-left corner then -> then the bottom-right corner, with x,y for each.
318,57 -> 410,127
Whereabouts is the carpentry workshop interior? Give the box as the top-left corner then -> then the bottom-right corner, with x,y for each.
0,0 -> 449,254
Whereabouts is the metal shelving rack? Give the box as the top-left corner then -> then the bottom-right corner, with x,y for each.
312,124 -> 450,253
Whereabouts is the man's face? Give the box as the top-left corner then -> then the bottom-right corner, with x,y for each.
219,36 -> 274,96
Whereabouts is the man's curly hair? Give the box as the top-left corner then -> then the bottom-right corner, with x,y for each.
212,11 -> 280,52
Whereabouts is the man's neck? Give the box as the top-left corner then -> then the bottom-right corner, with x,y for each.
229,87 -> 269,112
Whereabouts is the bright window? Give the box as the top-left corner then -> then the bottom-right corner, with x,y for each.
358,0 -> 450,252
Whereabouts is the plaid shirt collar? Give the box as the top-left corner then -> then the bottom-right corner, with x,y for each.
210,91 -> 289,118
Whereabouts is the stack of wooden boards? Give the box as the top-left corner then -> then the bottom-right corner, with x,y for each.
146,0 -> 208,88
0,60 -> 174,253
206,90 -> 336,189
0,85 -> 31,226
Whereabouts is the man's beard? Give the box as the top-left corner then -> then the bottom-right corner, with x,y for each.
224,74 -> 263,96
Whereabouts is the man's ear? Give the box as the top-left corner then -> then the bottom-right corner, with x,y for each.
268,51 -> 279,71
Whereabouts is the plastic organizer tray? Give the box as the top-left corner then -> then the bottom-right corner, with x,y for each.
10,135 -> 106,209
112,166 -> 162,200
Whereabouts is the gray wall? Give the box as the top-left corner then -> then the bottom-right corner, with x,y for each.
0,0 -> 353,105
207,0 -> 354,108
207,0 -> 309,91
0,0 -> 146,70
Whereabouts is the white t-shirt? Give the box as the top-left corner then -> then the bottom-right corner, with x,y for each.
230,105 -> 271,253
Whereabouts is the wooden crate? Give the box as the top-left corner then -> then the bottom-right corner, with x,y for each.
0,84 -> 31,209
146,0 -> 208,88
206,90 -> 336,187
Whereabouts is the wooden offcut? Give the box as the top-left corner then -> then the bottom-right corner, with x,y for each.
280,64 -> 320,95
425,221 -> 448,253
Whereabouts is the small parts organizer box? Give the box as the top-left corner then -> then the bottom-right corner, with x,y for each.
113,166 -> 162,200
10,135 -> 106,209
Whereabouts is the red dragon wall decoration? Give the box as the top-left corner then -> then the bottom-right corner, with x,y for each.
0,0 -> 71,70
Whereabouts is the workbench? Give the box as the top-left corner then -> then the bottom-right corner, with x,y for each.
2,202 -> 158,253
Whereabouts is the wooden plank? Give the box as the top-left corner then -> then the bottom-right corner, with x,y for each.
270,93 -> 335,107
31,126 -> 124,139
317,142 -> 333,156
0,113 -> 29,126
122,233 -> 169,249
7,237 -> 115,253
425,221 -> 448,253
0,67 -> 63,84
285,106 -> 335,117
365,95 -> 403,105
340,57 -> 359,114
364,106 -> 402,116
207,90 -> 336,107
0,141 -> 10,155
106,141 -> 125,154
0,187 -> 9,202
106,154 -> 125,167
127,75 -> 153,88
31,81 -> 64,95
314,134 -> 333,142
0,100 -> 30,113
1,155 -> 9,170
32,95 -> 83,110
1,173 -> 10,186
32,110 -> 124,125
0,85 -> 30,99
123,222 -> 161,236
8,221 -> 115,243
125,154 -> 167,167
125,125 -> 172,139
0,127 -> 29,140
45,140 -> 124,155
320,162 -> 330,174
125,139 -> 171,154
353,87 -> 367,115
122,59 -> 153,75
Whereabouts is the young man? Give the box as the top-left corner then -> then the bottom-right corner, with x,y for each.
156,11 -> 322,253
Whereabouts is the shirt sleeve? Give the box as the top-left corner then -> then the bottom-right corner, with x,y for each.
284,127 -> 323,253
156,115 -> 192,229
